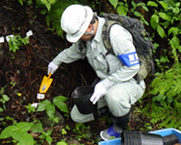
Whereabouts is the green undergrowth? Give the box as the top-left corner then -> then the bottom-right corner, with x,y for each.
1,0 -> 181,144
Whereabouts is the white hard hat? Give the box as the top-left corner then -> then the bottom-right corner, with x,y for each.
61,4 -> 93,43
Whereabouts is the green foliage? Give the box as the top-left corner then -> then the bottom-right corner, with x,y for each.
61,125 -> 70,135
73,123 -> 91,141
0,120 -> 53,145
0,87 -> 10,130
26,103 -> 36,113
56,141 -> 67,145
154,49 -> 170,71
45,0 -> 72,37
109,0 -> 128,16
52,95 -> 69,113
148,0 -> 181,64
0,86 -> 10,113
39,130 -> 53,144
37,0 -> 97,37
143,63 -> 181,129
44,0 -> 94,38
150,63 -> 181,102
142,100 -> 181,130
40,0 -> 57,11
18,0 -> 33,6
8,35 -> 29,53
142,0 -> 181,130
36,95 -> 68,124
131,1 -> 149,25
108,0 -> 149,25
37,95 -> 69,113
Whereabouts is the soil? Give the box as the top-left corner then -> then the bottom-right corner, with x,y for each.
0,1 -> 152,145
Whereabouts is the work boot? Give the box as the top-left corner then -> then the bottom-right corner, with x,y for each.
100,109 -> 132,140
100,125 -> 122,140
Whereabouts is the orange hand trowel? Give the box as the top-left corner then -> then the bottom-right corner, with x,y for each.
37,73 -> 53,99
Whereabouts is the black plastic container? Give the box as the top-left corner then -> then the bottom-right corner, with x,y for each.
121,130 -> 178,145
71,86 -> 97,114
163,134 -> 178,145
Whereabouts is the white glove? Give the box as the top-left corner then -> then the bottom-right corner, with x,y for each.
90,83 -> 107,104
48,61 -> 58,75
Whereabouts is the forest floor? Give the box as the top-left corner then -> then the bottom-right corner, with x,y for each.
0,1 -> 152,145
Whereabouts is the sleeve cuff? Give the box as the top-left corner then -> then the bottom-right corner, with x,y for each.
100,78 -> 116,90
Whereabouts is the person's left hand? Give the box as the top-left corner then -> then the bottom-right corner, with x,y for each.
90,83 -> 107,104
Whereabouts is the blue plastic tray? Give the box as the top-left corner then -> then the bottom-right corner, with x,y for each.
98,128 -> 181,145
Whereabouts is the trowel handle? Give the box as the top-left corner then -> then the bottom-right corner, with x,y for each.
48,73 -> 52,79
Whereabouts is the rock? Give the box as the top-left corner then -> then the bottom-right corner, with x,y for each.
67,140 -> 80,145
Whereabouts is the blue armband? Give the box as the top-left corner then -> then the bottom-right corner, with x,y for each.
117,52 -> 139,67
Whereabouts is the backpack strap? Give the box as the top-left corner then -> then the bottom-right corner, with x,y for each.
102,14 -> 120,54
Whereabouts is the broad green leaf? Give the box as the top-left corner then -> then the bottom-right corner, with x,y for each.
46,4 -> 51,11
141,5 -> 149,12
46,135 -> 53,145
117,5 -> 127,16
31,122 -> 43,133
47,130 -> 53,136
178,46 -> 181,53
170,36 -> 180,49
18,0 -> 23,5
150,14 -> 159,30
136,3 -> 148,12
12,130 -> 27,141
134,11 -> 142,18
176,2 -> 180,7
40,0 -> 46,4
153,94 -> 165,102
2,94 -> 10,101
170,36 -> 180,61
16,122 -> 34,132
46,103 -> 55,118
53,96 -> 68,103
158,12 -> 171,21
131,1 -> 136,9
168,27 -> 179,36
147,1 -> 158,7
57,142 -> 67,145
159,1 -> 168,10
172,7 -> 180,15
157,25 -> 166,38
167,96 -> 173,103
19,134 -> 34,145
11,122 -> 33,141
137,2 -> 145,7
142,19 -> 149,26
37,99 -> 51,111
54,101 -> 69,113
0,126 -> 14,139
109,0 -> 118,9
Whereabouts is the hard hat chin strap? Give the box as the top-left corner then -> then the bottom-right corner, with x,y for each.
84,24 -> 94,35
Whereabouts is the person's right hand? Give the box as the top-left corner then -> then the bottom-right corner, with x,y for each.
47,61 -> 58,75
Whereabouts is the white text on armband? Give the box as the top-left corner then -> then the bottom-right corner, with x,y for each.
117,52 -> 140,67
